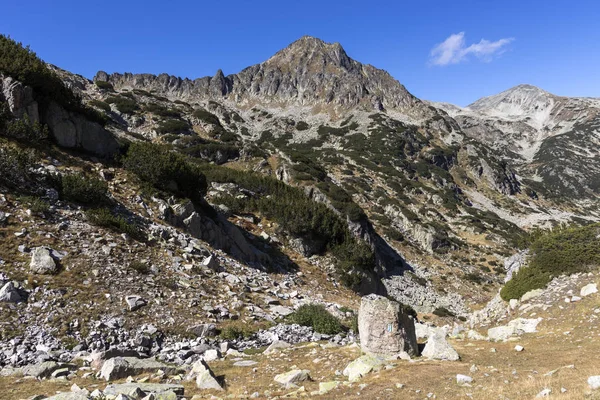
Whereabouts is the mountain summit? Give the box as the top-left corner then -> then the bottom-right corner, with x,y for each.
95,36 -> 433,119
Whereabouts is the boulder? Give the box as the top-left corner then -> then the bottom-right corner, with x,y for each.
487,325 -> 517,342
0,281 -> 22,302
100,357 -> 183,381
581,283 -> 598,297
264,340 -> 291,354
22,361 -> 76,379
187,359 -> 223,391
421,329 -> 460,361
521,289 -> 544,302
274,369 -> 311,387
508,318 -> 542,334
125,295 -> 147,311
358,294 -> 418,357
188,323 -> 217,338
30,247 -> 57,275
343,354 -> 385,382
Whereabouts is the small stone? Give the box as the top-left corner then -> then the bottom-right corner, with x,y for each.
456,374 -> 472,386
536,388 -> 551,398
514,345 -> 524,352
0,281 -> 22,303
125,295 -> 147,311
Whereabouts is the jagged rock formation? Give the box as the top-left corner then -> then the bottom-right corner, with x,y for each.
95,36 -> 437,120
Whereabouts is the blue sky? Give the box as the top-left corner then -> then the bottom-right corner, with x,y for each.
2,0 -> 599,106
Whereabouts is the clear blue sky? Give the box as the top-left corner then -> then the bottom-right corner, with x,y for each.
2,0 -> 599,106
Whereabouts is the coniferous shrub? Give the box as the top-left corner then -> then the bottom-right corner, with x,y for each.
501,223 -> 600,300
60,174 -> 108,206
86,208 -> 141,239
288,304 -> 343,334
123,142 -> 207,201
105,96 -> 139,114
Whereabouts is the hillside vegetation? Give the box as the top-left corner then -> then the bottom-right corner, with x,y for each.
501,223 -> 600,300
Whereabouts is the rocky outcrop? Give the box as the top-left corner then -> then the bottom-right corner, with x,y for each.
358,294 -> 418,357
99,357 -> 183,381
43,101 -> 119,157
0,75 -> 119,157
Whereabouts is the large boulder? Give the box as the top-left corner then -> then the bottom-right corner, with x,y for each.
99,357 -> 183,381
421,329 -> 460,361
358,294 -> 418,357
30,247 -> 58,275
187,359 -> 223,391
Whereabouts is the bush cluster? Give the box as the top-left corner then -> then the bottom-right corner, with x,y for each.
86,208 -> 141,239
156,118 -> 189,134
0,142 -> 37,189
287,304 -> 343,334
105,96 -> 139,114
60,174 -> 108,206
123,142 -> 207,202
501,223 -> 600,300
201,163 -> 376,289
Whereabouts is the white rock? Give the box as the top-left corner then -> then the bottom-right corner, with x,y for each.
421,330 -> 460,361
30,247 -> 57,275
536,388 -> 551,397
274,369 -> 311,387
570,295 -> 582,302
581,283 -> 598,297
202,349 -> 220,362
589,376 -> 600,390
456,374 -> 472,386
514,345 -> 524,352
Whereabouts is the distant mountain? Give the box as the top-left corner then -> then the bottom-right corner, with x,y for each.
432,85 -> 600,198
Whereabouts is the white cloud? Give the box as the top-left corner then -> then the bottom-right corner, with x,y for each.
429,32 -> 514,66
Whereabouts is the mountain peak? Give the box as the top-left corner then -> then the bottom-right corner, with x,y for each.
265,36 -> 353,71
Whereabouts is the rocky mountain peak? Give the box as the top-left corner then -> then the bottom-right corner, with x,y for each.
264,36 -> 355,72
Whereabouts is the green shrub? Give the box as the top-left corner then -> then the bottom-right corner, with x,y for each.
156,119 -> 189,134
296,121 -> 310,131
501,223 -> 600,300
94,81 -> 113,90
288,304 -> 343,334
219,321 -> 260,340
193,108 -> 221,126
0,142 -> 37,188
60,174 -> 108,205
145,103 -> 181,118
432,307 -> 455,318
105,96 -> 138,114
18,195 -> 49,214
3,115 -> 48,142
123,142 -> 207,201
89,99 -> 111,112
129,261 -> 150,275
86,208 -> 141,239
